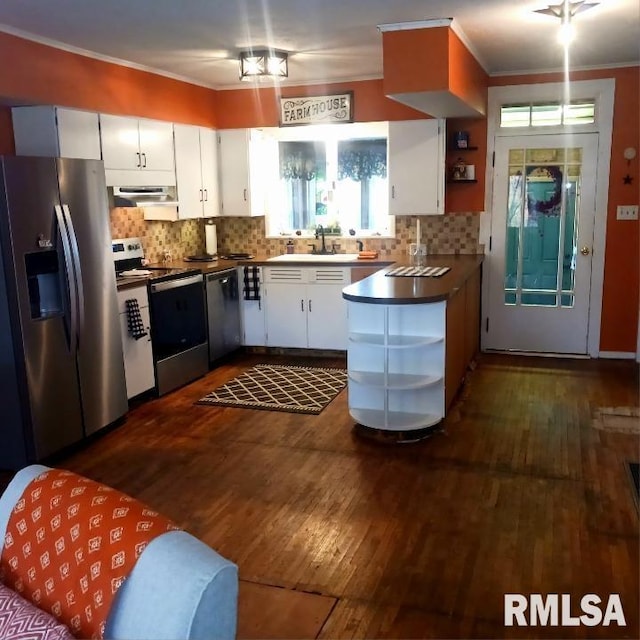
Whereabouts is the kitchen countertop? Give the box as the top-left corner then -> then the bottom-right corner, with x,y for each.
341,254 -> 484,304
115,253 -> 482,293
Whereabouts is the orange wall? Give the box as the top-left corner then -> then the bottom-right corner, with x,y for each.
381,26 -> 488,117
215,79 -> 428,129
445,117 -> 487,214
0,107 -> 15,155
382,28 -> 450,95
491,67 -> 640,353
447,30 -> 488,116
0,31 -> 217,127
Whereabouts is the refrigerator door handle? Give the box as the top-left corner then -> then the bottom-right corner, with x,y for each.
61,204 -> 85,346
54,205 -> 78,355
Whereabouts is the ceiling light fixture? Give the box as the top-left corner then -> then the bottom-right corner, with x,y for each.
239,49 -> 288,81
534,0 -> 599,20
534,1 -> 599,44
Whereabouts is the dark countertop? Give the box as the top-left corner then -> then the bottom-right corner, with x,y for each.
341,254 -> 484,304
115,258 -> 243,290
116,253 -> 483,295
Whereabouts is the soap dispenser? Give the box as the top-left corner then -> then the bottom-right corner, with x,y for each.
286,240 -> 295,254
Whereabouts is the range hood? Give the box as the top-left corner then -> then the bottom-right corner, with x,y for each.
111,186 -> 177,207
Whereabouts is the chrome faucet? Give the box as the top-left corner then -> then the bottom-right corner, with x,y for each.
315,225 -> 334,254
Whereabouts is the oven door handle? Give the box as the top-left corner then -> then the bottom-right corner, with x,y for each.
150,273 -> 203,293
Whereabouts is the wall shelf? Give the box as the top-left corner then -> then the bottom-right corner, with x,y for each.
448,179 -> 478,184
449,146 -> 478,151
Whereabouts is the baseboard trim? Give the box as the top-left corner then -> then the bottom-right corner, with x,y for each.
482,349 -> 588,359
598,351 -> 636,360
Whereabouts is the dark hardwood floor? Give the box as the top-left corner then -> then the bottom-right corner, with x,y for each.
3,352 -> 639,638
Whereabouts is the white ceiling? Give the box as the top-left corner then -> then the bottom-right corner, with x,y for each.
0,0 -> 638,89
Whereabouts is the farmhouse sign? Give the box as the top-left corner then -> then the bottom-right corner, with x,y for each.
280,92 -> 354,126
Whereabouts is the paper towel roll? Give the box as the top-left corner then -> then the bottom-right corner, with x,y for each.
205,222 -> 217,256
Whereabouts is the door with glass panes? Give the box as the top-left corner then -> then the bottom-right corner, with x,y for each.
485,133 -> 598,354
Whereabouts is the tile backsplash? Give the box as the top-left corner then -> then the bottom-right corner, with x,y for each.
109,208 -> 481,262
110,207 -> 204,263
215,214 -> 482,257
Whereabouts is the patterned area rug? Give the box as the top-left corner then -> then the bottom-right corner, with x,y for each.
196,364 -> 348,414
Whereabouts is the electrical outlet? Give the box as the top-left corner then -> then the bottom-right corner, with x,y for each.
616,205 -> 638,220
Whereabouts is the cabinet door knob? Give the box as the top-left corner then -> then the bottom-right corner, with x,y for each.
199,189 -> 203,202
580,246 -> 590,256
204,189 -> 208,201
391,185 -> 395,199
243,188 -> 248,201
301,299 -> 304,312
309,299 -> 312,313
141,153 -> 147,168
136,152 -> 141,168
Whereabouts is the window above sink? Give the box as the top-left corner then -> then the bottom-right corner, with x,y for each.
261,122 -> 394,239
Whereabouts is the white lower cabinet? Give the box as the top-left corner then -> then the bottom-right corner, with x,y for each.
345,300 -> 445,431
264,267 -> 349,350
117,286 -> 155,399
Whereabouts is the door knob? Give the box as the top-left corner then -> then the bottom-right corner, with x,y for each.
580,246 -> 590,256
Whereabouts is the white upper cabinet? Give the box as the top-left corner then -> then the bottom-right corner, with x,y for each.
174,124 -> 220,219
12,106 -> 101,160
218,128 -> 268,217
388,119 -> 445,216
100,114 -> 175,186
199,128 -> 220,218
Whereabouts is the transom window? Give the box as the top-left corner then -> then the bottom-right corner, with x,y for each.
500,100 -> 595,128
264,122 -> 392,237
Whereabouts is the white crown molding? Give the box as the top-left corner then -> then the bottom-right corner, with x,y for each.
490,60 -> 640,77
0,23 -> 216,89
377,18 -> 453,32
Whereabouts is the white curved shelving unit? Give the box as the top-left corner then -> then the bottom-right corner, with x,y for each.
345,299 -> 446,433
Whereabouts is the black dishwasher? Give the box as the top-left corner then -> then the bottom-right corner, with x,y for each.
206,268 -> 241,362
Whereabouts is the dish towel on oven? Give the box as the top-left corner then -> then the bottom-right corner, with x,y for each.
125,298 -> 148,340
243,266 -> 261,301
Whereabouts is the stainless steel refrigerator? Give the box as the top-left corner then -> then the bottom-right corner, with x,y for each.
0,156 -> 128,469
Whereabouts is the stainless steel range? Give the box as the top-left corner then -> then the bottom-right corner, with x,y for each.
112,238 -> 208,395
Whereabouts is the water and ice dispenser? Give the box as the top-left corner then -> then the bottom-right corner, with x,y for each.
25,250 -> 63,319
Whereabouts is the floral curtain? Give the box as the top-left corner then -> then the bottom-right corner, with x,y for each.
338,139 -> 387,181
279,141 -> 325,180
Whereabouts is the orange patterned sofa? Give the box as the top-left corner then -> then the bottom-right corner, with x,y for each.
0,465 -> 238,639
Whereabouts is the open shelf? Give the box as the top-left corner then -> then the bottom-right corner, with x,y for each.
449,146 -> 478,151
348,332 -> 443,348
348,370 -> 442,390
350,407 -> 442,431
447,179 -> 478,184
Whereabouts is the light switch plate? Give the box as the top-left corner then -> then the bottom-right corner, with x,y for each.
616,205 -> 638,220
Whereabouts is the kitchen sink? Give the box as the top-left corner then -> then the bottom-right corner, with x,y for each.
268,253 -> 360,262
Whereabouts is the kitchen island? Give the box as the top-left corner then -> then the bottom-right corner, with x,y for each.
341,254 -> 483,441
